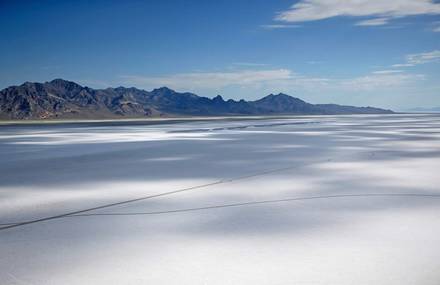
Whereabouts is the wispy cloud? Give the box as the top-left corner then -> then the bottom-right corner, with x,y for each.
120,68 -> 423,94
231,62 -> 267,67
341,72 -> 425,91
307,60 -> 325,65
260,24 -> 300,29
406,50 -> 440,64
121,69 -> 295,90
356,17 -> 389,26
372,70 -> 404,74
390,50 -> 440,68
275,0 -> 440,26
391,63 -> 415,68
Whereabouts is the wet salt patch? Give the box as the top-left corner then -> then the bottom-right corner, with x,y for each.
5,130 -> 230,145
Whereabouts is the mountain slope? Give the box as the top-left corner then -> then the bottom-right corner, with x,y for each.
0,79 -> 393,120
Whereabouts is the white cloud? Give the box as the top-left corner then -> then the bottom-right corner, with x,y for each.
121,69 -> 333,95
307,60 -> 324,65
391,63 -> 415,68
120,68 -> 423,95
275,0 -> 440,26
232,62 -> 267,67
121,69 -> 295,90
260,24 -> 300,29
390,50 -> 440,69
406,50 -> 440,64
356,18 -> 390,26
372,70 -> 404,74
341,73 -> 425,91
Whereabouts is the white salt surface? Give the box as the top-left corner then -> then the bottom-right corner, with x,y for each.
0,114 -> 439,285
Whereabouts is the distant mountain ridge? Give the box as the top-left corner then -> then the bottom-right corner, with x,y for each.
0,79 -> 393,120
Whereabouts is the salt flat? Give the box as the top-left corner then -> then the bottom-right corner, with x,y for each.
1,114 -> 440,285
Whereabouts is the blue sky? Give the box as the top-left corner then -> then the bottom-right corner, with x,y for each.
1,0 -> 439,109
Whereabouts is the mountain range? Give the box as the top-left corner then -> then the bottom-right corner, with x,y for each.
0,79 -> 393,120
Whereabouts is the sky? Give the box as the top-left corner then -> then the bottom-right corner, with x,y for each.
0,0 -> 440,110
